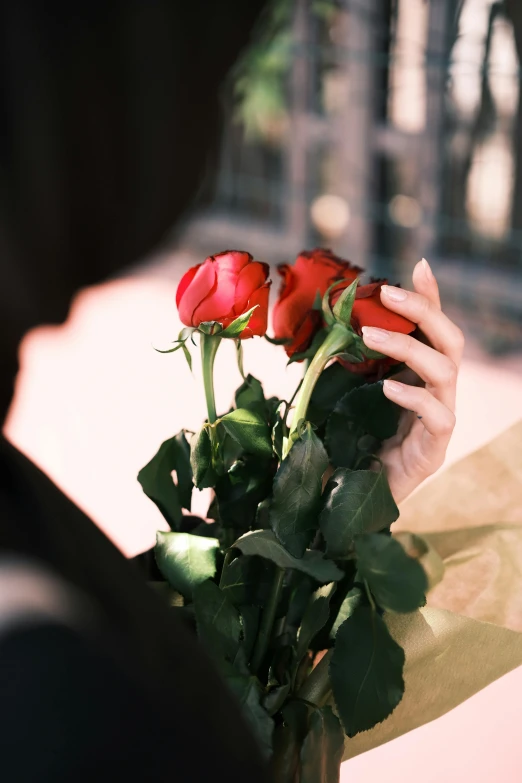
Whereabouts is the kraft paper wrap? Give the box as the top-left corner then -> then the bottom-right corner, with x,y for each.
343,420 -> 522,760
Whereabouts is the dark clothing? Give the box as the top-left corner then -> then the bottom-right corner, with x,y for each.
0,1 -> 270,780
0,0 -> 265,418
0,436 -> 269,782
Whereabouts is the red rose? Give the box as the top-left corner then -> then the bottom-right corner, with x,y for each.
272,248 -> 362,357
176,250 -> 271,338
331,280 -> 415,377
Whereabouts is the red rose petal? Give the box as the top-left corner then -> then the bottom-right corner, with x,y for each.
177,259 -> 216,327
192,259 -> 239,325
272,249 -> 361,356
351,296 -> 415,334
213,250 -> 252,273
275,264 -> 295,304
241,283 -> 270,338
287,312 -> 322,357
354,281 -> 382,300
234,261 -> 269,314
176,264 -> 200,309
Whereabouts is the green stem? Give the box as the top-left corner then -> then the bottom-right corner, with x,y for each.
363,578 -> 376,611
284,324 -> 352,458
219,549 -> 234,588
200,333 -> 221,424
296,649 -> 333,706
251,566 -> 285,674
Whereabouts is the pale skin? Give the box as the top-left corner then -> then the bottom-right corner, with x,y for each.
361,258 -> 465,505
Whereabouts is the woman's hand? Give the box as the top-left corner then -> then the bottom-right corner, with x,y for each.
361,258 -> 464,505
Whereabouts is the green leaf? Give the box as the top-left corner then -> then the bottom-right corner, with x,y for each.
352,333 -> 387,360
232,530 -> 344,583
153,328 -> 193,354
225,675 -> 274,758
234,374 -> 266,411
153,341 -> 184,354
307,363 -> 365,426
332,278 -> 358,327
198,320 -> 223,335
220,555 -> 275,606
219,408 -> 273,458
320,282 -> 338,326
190,519 -> 221,538
324,383 -> 400,470
356,534 -> 428,613
154,531 -> 218,599
269,423 -> 329,557
284,573 -> 315,631
181,340 -> 193,372
235,340 -> 246,379
138,431 -> 192,529
296,583 -> 336,662
300,706 -> 345,783
333,351 -> 363,364
329,586 -> 363,639
312,289 -> 323,311
336,382 -> 401,441
288,328 -> 327,365
271,403 -> 286,461
255,497 -> 272,530
320,468 -> 399,558
239,604 -> 260,662
221,432 -> 244,473
271,644 -> 296,691
324,412 -> 359,469
263,683 -> 291,716
264,334 -> 292,346
193,579 -> 241,663
393,531 -> 445,590
220,305 -> 259,338
190,426 -> 217,489
330,605 -> 405,736
215,458 -> 273,532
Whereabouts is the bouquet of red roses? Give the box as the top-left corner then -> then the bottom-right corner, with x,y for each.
138,248 -> 436,781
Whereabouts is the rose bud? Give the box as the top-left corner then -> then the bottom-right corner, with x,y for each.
331,280 -> 415,377
176,250 -> 270,338
272,248 -> 362,357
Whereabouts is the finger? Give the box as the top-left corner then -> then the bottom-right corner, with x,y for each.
383,379 -> 455,468
413,258 -> 441,309
380,284 -> 465,367
361,326 -> 458,410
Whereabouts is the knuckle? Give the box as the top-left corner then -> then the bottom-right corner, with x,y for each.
419,386 -> 432,407
402,333 -> 415,362
411,385 -> 431,414
417,294 -> 431,318
441,358 -> 458,386
438,409 -> 456,436
453,326 -> 465,352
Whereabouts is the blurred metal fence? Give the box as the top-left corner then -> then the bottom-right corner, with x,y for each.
179,0 -> 522,354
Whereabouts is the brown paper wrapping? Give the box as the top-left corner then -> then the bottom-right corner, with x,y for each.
343,419 -> 522,760
396,419 -> 522,533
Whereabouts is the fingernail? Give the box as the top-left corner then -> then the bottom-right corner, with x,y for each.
362,326 -> 390,343
383,379 -> 405,394
421,258 -> 434,281
382,285 -> 407,302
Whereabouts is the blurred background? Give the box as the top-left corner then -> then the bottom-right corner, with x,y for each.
184,0 -> 522,356
3,0 -> 522,780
